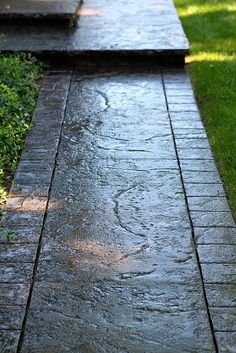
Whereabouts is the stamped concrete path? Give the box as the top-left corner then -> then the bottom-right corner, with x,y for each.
1,66 -> 236,353
1,1 -> 236,353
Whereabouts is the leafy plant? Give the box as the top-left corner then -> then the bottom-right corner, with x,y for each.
0,53 -> 44,208
0,226 -> 17,242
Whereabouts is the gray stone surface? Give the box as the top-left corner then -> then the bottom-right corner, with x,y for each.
0,26 -> 69,51
0,284 -> 29,306
168,103 -> 199,113
175,138 -> 211,149
188,197 -> 231,212
0,0 -> 82,21
19,68 -> 215,352
173,128 -> 207,139
198,245 -> 236,263
0,0 -> 189,58
201,263 -> 236,284
181,171 -> 222,184
2,67 -> 236,352
0,244 -> 37,263
21,282 -> 214,353
67,0 -> 189,52
0,263 -> 33,283
0,306 -> 25,329
0,68 -> 73,353
195,227 -> 236,245
0,226 -> 41,244
177,148 -> 214,160
1,211 -> 44,228
190,211 -> 235,227
0,330 -> 20,353
5,196 -> 47,212
180,159 -> 218,172
205,284 -> 236,306
184,183 -> 225,197
216,333 -> 236,353
210,307 -> 236,332
164,69 -> 236,352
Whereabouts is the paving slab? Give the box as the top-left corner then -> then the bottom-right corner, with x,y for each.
0,330 -> 21,353
1,66 -> 236,352
0,306 -> 25,330
205,284 -> 236,307
216,332 -> 236,353
0,0 -> 189,62
0,0 -> 82,26
202,263 -> 236,284
21,282 -> 214,353
195,227 -> 236,245
0,284 -> 29,306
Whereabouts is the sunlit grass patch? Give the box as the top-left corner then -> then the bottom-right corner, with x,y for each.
174,0 -> 236,218
178,3 -> 236,17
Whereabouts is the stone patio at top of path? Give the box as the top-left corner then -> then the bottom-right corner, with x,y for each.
0,0 -> 82,20
1,65 -> 236,353
0,0 -> 189,57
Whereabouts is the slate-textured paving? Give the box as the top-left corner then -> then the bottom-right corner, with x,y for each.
1,66 -> 236,352
0,0 -> 82,17
0,0 -> 235,351
0,0 -> 189,61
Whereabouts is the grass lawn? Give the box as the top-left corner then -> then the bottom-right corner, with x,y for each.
0,54 -> 44,209
174,0 -> 236,219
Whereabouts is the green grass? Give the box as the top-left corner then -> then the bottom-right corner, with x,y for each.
174,0 -> 236,219
0,54 -> 44,206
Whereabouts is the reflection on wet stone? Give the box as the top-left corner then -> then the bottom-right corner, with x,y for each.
20,70 -> 216,352
22,281 -> 214,353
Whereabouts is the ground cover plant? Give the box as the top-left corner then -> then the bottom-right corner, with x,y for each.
174,0 -> 236,218
0,54 -> 44,208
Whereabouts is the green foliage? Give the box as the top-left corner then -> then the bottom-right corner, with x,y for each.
174,0 -> 236,219
0,226 -> 16,242
0,53 -> 44,205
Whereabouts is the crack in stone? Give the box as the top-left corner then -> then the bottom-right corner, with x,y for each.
144,134 -> 163,142
99,134 -> 129,142
118,268 -> 156,279
134,305 -> 195,314
83,124 -> 97,136
174,255 -> 193,264
112,185 -> 146,238
96,145 -> 111,151
97,146 -> 151,153
93,89 -> 111,112
127,149 -> 151,153
63,135 -> 78,144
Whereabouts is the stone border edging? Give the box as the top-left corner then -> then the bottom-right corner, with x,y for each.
0,66 -> 73,352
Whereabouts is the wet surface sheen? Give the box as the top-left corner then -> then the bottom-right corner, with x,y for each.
0,0 -> 189,55
21,68 -> 215,353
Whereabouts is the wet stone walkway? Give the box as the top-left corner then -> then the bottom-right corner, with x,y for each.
0,0 -> 188,61
1,65 -> 236,353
